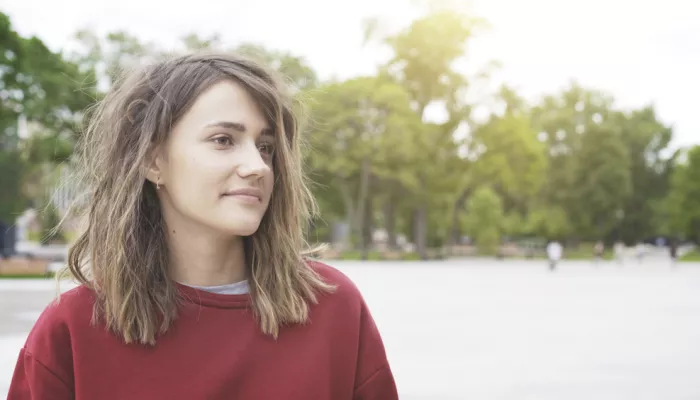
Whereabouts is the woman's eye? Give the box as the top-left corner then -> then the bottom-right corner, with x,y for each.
213,136 -> 233,147
258,143 -> 275,155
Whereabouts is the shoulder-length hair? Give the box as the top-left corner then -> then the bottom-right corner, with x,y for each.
61,52 -> 334,345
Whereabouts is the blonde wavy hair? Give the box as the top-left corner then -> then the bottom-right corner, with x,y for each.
60,52 -> 334,345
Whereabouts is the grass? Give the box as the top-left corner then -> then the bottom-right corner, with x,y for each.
0,273 -> 55,279
514,242 -> 613,260
680,249 -> 700,262
332,243 -> 614,261
562,244 -> 615,260
336,250 -> 426,261
490,242 -> 614,260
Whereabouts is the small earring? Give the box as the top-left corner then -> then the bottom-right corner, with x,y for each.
156,177 -> 161,190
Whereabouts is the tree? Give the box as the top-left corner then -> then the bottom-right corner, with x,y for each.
0,13 -> 26,222
236,44 -> 319,92
0,13 -> 94,223
531,83 -> 674,243
181,33 -> 223,51
615,106 -> 675,242
468,112 -> 547,215
532,83 -> 625,240
569,119 -> 631,238
663,146 -> 700,243
306,77 -> 420,255
526,206 -> 571,239
72,29 -> 155,88
462,187 -> 503,255
163,33 -> 320,92
375,9 -> 485,258
0,151 -> 25,222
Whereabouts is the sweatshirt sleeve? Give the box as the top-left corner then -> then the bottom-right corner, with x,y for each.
352,299 -> 398,400
8,348 -> 74,400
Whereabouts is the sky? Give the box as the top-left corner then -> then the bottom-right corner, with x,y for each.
2,0 -> 698,149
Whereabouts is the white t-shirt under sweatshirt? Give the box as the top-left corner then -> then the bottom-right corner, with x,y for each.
185,280 -> 249,295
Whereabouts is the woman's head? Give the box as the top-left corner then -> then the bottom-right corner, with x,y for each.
150,79 -> 275,237
65,52 -> 333,344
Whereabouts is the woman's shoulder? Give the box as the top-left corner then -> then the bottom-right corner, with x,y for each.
24,284 -> 96,351
305,260 -> 366,308
307,259 -> 358,289
12,285 -> 96,392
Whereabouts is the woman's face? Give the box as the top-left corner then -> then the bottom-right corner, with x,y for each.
151,80 -> 276,237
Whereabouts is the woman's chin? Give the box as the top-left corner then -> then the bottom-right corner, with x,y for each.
213,220 -> 262,238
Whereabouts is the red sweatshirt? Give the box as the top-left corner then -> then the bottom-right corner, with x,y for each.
8,261 -> 398,399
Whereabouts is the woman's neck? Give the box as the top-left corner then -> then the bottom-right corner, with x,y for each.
165,224 -> 248,287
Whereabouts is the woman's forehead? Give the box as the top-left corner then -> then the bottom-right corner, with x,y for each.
178,81 -> 272,133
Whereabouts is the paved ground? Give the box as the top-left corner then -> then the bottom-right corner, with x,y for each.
2,258 -> 699,399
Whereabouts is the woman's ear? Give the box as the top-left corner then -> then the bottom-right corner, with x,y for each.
144,145 -> 164,186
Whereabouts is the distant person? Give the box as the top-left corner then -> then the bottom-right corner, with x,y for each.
593,241 -> 604,265
635,242 -> 645,263
9,53 -> 397,399
547,240 -> 563,271
669,240 -> 679,266
613,241 -> 625,265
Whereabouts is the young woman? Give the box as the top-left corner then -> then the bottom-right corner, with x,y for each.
9,52 -> 398,399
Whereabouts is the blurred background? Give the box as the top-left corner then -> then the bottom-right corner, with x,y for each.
1,0 -> 699,398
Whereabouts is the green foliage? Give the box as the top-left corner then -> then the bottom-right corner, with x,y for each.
336,250 -> 425,261
501,212 -> 525,237
570,118 -> 631,237
462,187 -> 503,255
377,9 -> 483,257
530,83 -> 673,242
526,206 -> 571,240
0,150 -> 26,221
680,249 -> 700,262
469,112 -> 547,209
611,107 -> 674,242
1,13 -> 94,223
305,76 -> 421,248
663,146 -> 700,242
0,273 -> 56,279
384,10 -> 476,110
236,43 -> 318,91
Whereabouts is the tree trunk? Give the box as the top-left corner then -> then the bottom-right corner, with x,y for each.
384,200 -> 397,249
413,205 -> 428,260
339,180 -> 355,250
450,188 -> 470,246
355,158 -> 371,253
361,196 -> 374,260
